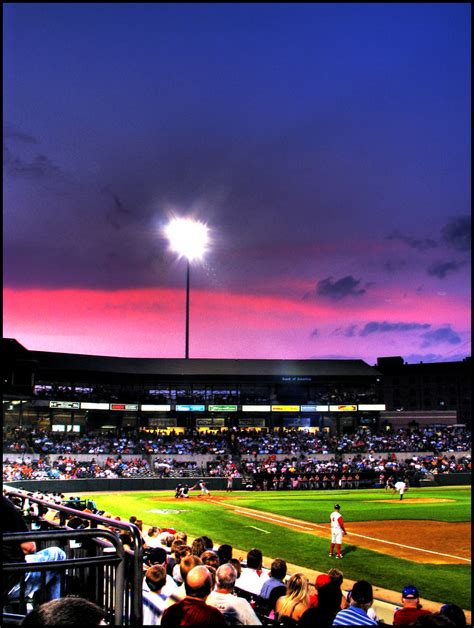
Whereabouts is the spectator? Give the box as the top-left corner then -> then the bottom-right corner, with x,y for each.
191,536 -> 208,557
2,496 -> 66,606
160,565 -> 226,626
259,558 -> 287,615
146,526 -> 162,548
332,580 -> 378,626
229,558 -> 242,578
298,575 -> 344,627
142,565 -> 173,625
207,563 -> 262,625
171,545 -> 192,585
172,554 -> 203,601
175,531 -> 188,544
21,597 -> 106,626
393,585 -> 432,625
260,558 -> 287,600
274,572 -> 310,624
308,573 -> 331,607
143,547 -> 177,597
235,548 -> 269,597
327,568 -> 348,610
200,550 -> 220,570
217,544 -> 233,565
439,603 -> 466,626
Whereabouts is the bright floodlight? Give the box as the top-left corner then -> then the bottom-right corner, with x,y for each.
164,217 -> 209,262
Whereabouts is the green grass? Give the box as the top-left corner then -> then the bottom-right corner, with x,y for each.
225,486 -> 472,523
86,487 -> 471,610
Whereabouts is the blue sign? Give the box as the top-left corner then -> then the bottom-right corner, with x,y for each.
175,404 -> 205,412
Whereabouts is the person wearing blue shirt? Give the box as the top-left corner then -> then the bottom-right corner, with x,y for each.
332,580 -> 378,626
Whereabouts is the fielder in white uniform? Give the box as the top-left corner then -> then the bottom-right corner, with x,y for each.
329,503 -> 347,559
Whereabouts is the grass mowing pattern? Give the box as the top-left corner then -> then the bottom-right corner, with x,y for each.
91,487 -> 471,610
225,486 -> 471,523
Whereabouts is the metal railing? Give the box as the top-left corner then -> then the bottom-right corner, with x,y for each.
3,489 -> 144,626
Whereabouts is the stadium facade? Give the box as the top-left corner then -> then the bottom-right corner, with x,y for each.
3,338 -> 471,432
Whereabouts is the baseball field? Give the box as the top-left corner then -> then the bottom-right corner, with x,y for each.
83,485 -> 471,614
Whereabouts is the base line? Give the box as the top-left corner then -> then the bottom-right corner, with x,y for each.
231,506 -> 470,563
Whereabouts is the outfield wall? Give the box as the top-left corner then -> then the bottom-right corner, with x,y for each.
5,472 -> 470,494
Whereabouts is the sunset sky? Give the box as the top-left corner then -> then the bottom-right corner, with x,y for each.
3,3 -> 471,364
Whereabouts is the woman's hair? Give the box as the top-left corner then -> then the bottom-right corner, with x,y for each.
147,526 -> 159,537
175,530 -> 188,543
277,573 -> 309,618
175,544 -> 192,562
229,557 -> 242,577
191,536 -> 207,557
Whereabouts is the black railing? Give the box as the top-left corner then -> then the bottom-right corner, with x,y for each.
3,490 -> 144,626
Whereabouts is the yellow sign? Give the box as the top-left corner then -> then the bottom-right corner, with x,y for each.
329,405 -> 357,412
271,405 -> 300,412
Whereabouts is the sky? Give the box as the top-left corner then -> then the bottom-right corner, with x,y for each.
3,3 -> 471,365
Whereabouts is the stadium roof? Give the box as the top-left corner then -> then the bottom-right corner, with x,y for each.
4,339 -> 380,378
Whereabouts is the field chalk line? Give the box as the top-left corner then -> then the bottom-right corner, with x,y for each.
212,500 -> 470,563
248,525 -> 271,534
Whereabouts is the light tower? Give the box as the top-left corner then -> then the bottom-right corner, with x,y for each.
164,217 -> 210,359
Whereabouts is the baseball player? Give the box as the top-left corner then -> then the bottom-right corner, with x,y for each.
329,503 -> 347,559
190,480 -> 211,498
394,479 -> 408,500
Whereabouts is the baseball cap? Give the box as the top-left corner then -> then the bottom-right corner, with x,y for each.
315,574 -> 332,588
334,504 -> 341,510
402,585 -> 419,599
147,547 -> 168,565
351,580 -> 373,604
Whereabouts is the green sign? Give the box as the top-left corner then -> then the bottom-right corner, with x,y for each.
208,405 -> 238,412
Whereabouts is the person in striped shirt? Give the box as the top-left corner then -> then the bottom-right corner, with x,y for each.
332,580 -> 378,626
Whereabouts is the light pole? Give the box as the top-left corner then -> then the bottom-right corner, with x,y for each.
164,217 -> 210,359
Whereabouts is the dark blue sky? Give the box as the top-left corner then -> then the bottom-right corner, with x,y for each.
3,3 -> 471,362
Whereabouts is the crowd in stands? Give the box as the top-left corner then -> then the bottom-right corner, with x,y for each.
3,425 -> 471,484
3,455 -> 152,482
233,426 -> 471,456
3,425 -> 471,457
3,487 -> 468,626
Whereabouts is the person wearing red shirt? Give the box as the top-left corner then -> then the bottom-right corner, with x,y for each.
161,565 -> 226,626
393,585 -> 432,625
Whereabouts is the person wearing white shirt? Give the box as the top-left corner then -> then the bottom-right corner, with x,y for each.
207,563 -> 262,625
235,548 -> 269,597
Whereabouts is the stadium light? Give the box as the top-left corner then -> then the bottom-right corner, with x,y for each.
163,217 -> 210,359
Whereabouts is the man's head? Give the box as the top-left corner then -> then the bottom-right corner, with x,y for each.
145,565 -> 167,593
185,565 -> 213,599
246,548 -> 263,570
270,558 -> 287,581
215,563 -> 238,592
334,504 -> 341,511
146,547 -> 168,567
179,554 -> 203,583
21,597 -> 106,626
217,544 -> 233,565
401,584 -> 420,607
350,580 -> 373,609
